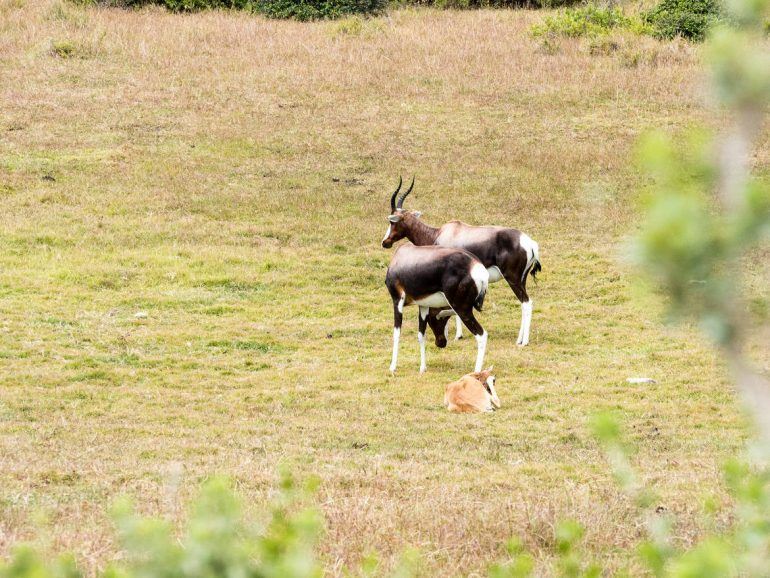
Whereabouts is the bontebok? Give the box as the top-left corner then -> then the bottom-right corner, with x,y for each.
382,177 -> 541,346
385,243 -> 489,374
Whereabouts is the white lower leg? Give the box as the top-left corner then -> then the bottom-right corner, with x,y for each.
418,331 -> 426,373
455,315 -> 463,340
518,301 -> 533,346
389,327 -> 400,372
474,330 -> 488,372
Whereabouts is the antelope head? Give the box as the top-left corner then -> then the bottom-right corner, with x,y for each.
474,367 -> 500,409
381,176 -> 421,248
427,309 -> 451,348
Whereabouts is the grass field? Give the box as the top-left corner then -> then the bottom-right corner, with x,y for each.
1,1 -> 768,575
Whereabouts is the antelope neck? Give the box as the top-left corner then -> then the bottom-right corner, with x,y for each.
405,219 -> 439,246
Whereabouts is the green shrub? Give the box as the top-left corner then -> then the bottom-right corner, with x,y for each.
101,0 -> 587,10
643,0 -> 724,41
394,0 -> 583,8
257,0 -> 385,21
162,0 -> 255,10
531,4 -> 632,38
76,0 -> 385,19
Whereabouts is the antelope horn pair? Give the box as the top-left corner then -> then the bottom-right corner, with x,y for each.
389,175 -> 415,212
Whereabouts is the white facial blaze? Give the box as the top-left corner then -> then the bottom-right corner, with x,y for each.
382,224 -> 392,245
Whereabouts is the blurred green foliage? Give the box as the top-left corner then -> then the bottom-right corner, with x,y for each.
1,473 -> 324,578
6,0 -> 770,576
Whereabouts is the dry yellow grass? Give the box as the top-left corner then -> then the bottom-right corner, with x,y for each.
0,1 -> 767,575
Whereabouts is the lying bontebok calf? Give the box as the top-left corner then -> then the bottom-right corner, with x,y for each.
445,368 -> 500,413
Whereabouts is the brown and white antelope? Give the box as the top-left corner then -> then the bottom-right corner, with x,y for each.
382,177 -> 541,346
444,368 -> 500,413
385,243 -> 489,374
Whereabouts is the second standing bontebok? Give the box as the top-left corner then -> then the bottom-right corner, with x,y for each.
385,244 -> 489,374
381,177 -> 541,346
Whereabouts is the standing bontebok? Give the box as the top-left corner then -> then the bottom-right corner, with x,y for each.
381,177 -> 541,346
385,243 -> 489,374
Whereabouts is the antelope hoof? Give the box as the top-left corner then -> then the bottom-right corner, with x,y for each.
419,367 -> 426,374
455,335 -> 464,341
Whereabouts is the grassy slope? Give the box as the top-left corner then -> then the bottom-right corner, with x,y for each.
0,2 -> 767,575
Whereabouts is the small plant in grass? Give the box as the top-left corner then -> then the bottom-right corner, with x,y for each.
530,4 -> 635,39
330,14 -> 386,37
50,40 -> 77,58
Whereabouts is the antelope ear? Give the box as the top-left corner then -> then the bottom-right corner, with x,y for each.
413,211 -> 422,218
388,215 -> 401,223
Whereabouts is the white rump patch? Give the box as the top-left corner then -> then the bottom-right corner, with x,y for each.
470,262 -> 489,294
519,233 -> 540,282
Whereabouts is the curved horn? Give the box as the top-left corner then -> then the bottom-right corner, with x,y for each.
397,175 -> 415,209
389,176 -> 403,212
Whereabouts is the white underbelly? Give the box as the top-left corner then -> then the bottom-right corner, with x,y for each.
413,292 -> 450,308
487,266 -> 504,283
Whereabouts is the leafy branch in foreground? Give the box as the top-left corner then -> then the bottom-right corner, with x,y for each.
520,0 -> 769,574
0,473 -> 324,578
635,0 -> 770,445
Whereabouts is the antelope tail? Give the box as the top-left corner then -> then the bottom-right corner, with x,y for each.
474,283 -> 487,312
521,239 -> 542,283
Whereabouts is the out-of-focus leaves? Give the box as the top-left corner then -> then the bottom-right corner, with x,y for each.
488,540 -> 535,578
632,128 -> 770,345
708,27 -> 770,109
723,0 -> 770,28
